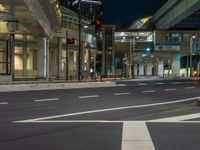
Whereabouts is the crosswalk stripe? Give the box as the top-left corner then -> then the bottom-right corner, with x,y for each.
121,121 -> 155,150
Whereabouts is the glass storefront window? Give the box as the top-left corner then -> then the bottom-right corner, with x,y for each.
0,63 -> 7,74
0,40 -> 10,75
0,52 -> 6,62
183,34 -> 190,42
171,33 -> 182,42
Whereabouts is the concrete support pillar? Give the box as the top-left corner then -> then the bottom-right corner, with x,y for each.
134,64 -> 137,76
157,60 -> 164,77
198,61 -> 200,76
86,48 -> 90,75
139,63 -> 144,76
81,42 -> 86,77
129,59 -> 132,79
102,42 -> 106,75
172,53 -> 181,77
56,37 -> 62,80
112,48 -> 115,76
147,62 -> 153,76
10,34 -> 15,81
93,49 -> 97,79
23,35 -> 27,72
37,37 -> 49,79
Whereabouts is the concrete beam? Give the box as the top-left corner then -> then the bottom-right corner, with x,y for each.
0,0 -> 56,37
153,0 -> 200,29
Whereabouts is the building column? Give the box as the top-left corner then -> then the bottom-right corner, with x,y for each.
81,42 -> 86,78
102,39 -> 106,75
198,60 -> 200,76
37,37 -> 49,79
23,35 -> 28,74
10,34 -> 15,81
157,59 -> 164,77
147,62 -> 153,76
112,29 -> 115,76
139,63 -> 144,76
134,64 -> 137,76
56,37 -> 62,80
172,53 -> 181,77
112,55 -> 115,76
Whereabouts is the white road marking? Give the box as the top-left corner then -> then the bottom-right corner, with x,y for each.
142,90 -> 156,93
185,86 -> 195,89
156,83 -> 164,85
172,82 -> 181,84
138,83 -> 147,86
117,84 -> 127,87
14,96 -> 200,123
185,81 -> 194,84
165,88 -> 177,91
34,98 -> 60,102
19,120 -> 124,123
113,93 -> 130,96
16,120 -> 200,124
0,102 -> 8,105
121,121 -> 155,150
149,113 -> 200,123
78,95 -> 99,99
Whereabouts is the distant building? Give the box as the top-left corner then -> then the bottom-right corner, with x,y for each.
58,0 -> 71,8
100,25 -> 116,76
72,0 -> 103,21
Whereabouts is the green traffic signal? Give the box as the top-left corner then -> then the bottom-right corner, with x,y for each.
144,46 -> 154,53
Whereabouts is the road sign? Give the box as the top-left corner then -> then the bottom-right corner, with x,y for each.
155,43 -> 180,52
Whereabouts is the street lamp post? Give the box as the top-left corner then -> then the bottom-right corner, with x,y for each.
129,37 -> 135,79
78,0 -> 82,81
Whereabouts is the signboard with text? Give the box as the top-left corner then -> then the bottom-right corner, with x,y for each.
155,43 -> 180,52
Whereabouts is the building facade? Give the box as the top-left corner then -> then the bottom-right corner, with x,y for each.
0,0 -> 97,81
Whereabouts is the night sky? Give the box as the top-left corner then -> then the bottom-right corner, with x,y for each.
103,0 -> 167,23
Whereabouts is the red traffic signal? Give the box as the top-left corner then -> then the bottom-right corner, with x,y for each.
91,19 -> 103,25
67,38 -> 76,44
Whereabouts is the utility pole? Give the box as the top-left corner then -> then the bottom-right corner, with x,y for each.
190,36 -> 196,77
66,31 -> 68,80
129,37 -> 135,79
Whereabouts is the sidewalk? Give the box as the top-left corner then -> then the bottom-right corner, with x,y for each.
0,81 -> 116,92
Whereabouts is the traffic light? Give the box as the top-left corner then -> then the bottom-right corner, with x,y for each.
67,38 -> 76,44
144,46 -> 154,54
91,19 -> 103,33
91,19 -> 103,25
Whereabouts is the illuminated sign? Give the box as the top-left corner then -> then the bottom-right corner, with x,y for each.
155,43 -> 180,52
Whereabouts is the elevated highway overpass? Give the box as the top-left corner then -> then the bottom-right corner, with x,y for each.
0,0 -> 61,37
149,0 -> 200,29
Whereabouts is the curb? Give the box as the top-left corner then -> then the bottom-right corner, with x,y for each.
0,81 -> 116,92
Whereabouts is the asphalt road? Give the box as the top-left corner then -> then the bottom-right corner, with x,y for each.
0,78 -> 200,150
